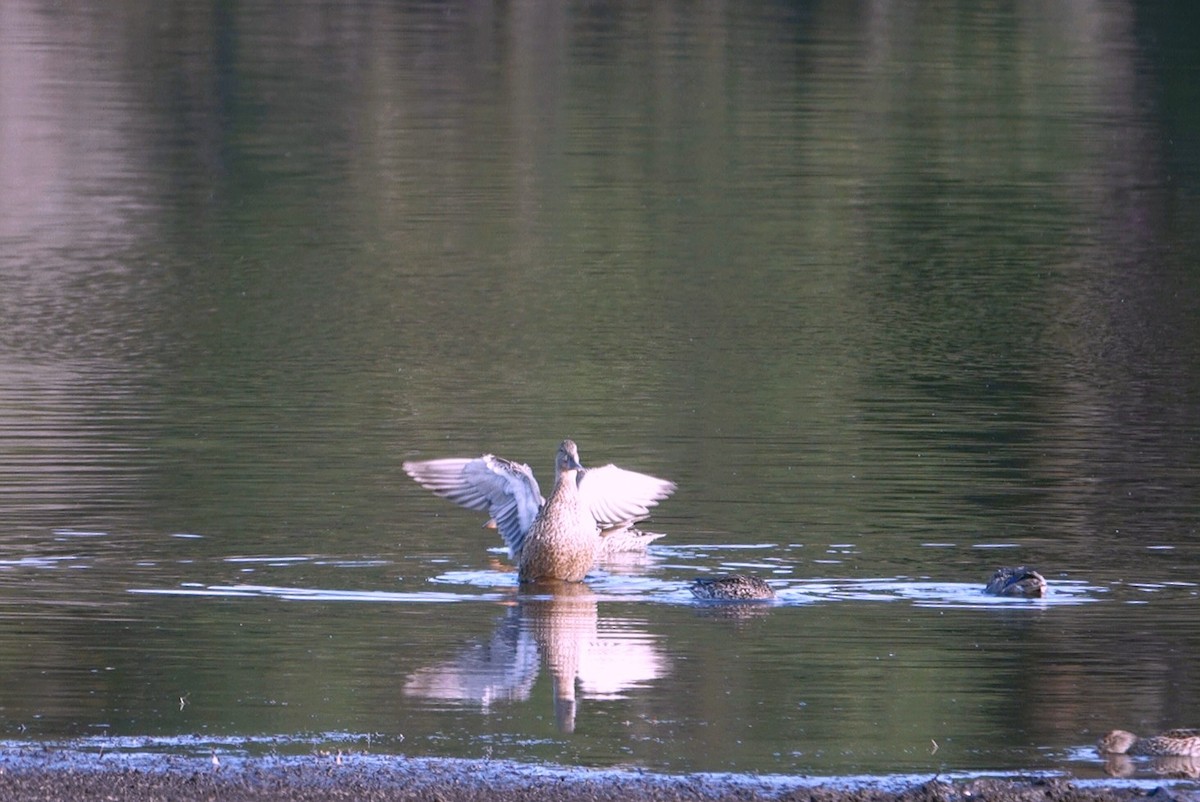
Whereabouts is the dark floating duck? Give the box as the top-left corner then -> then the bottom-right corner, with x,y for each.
690,574 -> 776,601
1098,729 -> 1200,758
404,440 -> 675,583
983,566 -> 1046,598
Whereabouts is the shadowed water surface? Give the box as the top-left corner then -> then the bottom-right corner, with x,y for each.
2,0 -> 1200,784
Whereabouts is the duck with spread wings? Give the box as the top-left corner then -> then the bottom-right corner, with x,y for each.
404,440 -> 675,582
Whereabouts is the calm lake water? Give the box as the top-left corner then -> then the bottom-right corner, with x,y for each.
2,0 -> 1199,782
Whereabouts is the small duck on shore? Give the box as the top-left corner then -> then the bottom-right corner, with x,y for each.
1097,729 -> 1200,758
690,574 -> 776,601
983,566 -> 1046,598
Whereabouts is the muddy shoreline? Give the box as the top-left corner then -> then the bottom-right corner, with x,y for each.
0,751 -> 1196,802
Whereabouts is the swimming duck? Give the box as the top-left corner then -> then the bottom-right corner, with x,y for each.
690,574 -> 776,601
1098,729 -> 1200,758
984,566 -> 1046,598
404,440 -> 675,582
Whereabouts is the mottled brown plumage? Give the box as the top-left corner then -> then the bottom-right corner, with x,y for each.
690,574 -> 776,601
1098,729 -> 1200,757
984,566 -> 1046,598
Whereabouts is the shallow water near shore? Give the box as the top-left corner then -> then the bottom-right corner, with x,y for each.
2,0 -> 1200,786
3,535 -> 1197,779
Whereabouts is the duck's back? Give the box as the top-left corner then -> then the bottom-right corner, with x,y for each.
690,574 -> 776,601
1132,730 -> 1200,757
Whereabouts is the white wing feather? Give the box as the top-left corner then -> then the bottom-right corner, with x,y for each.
577,464 -> 675,529
403,455 -> 544,559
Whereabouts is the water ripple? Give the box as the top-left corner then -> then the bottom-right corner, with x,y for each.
128,584 -> 497,603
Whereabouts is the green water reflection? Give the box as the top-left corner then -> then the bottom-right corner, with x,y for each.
1,0 -> 1199,779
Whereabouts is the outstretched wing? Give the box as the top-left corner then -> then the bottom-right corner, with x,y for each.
577,464 -> 675,530
403,455 -> 544,559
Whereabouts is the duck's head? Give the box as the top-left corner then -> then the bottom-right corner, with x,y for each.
1097,730 -> 1137,755
556,439 -> 583,474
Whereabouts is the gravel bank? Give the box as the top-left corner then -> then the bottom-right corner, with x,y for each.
0,751 -> 1196,802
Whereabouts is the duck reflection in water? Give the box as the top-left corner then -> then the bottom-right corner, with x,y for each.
404,582 -> 666,733
404,440 -> 675,583
1104,753 -> 1200,777
1100,752 -> 1200,780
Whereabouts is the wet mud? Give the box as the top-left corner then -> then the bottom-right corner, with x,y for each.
0,751 -> 1197,802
